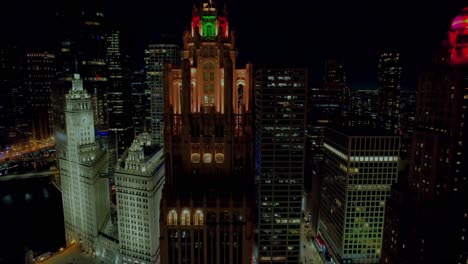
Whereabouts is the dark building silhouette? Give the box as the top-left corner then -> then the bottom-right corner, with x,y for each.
307,59 -> 350,236
255,68 -> 307,263
0,44 -> 23,147
376,52 -> 402,133
106,27 -> 133,159
25,51 -> 56,143
131,69 -> 149,135
53,3 -> 109,156
382,8 -> 468,264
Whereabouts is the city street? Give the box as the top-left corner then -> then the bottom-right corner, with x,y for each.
300,222 -> 327,264
41,245 -> 101,264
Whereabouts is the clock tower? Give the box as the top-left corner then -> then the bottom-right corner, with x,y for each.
59,74 -> 111,254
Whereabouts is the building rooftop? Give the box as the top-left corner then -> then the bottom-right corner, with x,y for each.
327,125 -> 395,137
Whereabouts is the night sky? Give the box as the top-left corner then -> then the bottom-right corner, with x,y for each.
1,0 -> 467,89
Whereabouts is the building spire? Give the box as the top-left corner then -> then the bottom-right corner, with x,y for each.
71,74 -> 84,91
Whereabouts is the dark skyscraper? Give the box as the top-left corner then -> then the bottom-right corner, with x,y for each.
106,28 -> 133,158
131,69 -> 149,135
307,59 -> 350,236
376,52 -> 402,133
0,44 -> 22,147
159,2 -> 254,263
255,68 -> 307,263
53,5 -> 109,156
382,8 -> 468,264
25,51 -> 56,143
144,43 -> 181,145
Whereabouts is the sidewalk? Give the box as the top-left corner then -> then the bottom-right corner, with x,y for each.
300,222 -> 325,264
41,245 -> 101,264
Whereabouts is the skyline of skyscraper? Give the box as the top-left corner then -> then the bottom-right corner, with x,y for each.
2,2 -> 468,264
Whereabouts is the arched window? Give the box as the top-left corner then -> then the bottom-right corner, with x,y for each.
194,210 -> 204,226
215,153 -> 224,163
181,209 -> 191,226
168,210 -> 178,226
191,153 -> 201,163
206,24 -> 214,36
203,153 -> 212,163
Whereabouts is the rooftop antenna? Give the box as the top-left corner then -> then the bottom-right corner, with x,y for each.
74,59 -> 79,73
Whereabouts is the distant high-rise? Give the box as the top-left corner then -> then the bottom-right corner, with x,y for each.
131,69 -> 149,134
115,133 -> 164,264
53,6 -> 109,156
255,68 -> 307,263
318,127 -> 399,264
106,28 -> 133,159
144,44 -> 180,145
159,2 -> 254,263
376,52 -> 402,133
0,44 -> 22,147
59,74 -> 110,253
307,59 -> 349,236
25,51 -> 56,143
382,9 -> 468,264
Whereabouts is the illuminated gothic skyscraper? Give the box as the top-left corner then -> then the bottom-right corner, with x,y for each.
160,2 -> 254,263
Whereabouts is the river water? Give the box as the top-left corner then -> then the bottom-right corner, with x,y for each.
0,176 -> 65,263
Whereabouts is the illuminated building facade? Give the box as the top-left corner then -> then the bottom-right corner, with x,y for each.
449,7 -> 468,64
144,44 -> 181,145
318,127 -> 399,264
59,74 -> 110,253
25,51 -> 56,143
115,133 -> 165,264
160,2 -> 254,263
255,68 -> 307,263
376,52 -> 402,133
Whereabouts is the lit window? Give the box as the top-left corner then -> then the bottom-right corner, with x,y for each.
168,210 -> 178,226
194,210 -> 204,226
181,209 -> 191,226
215,153 -> 224,163
203,153 -> 212,163
191,153 -> 201,163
